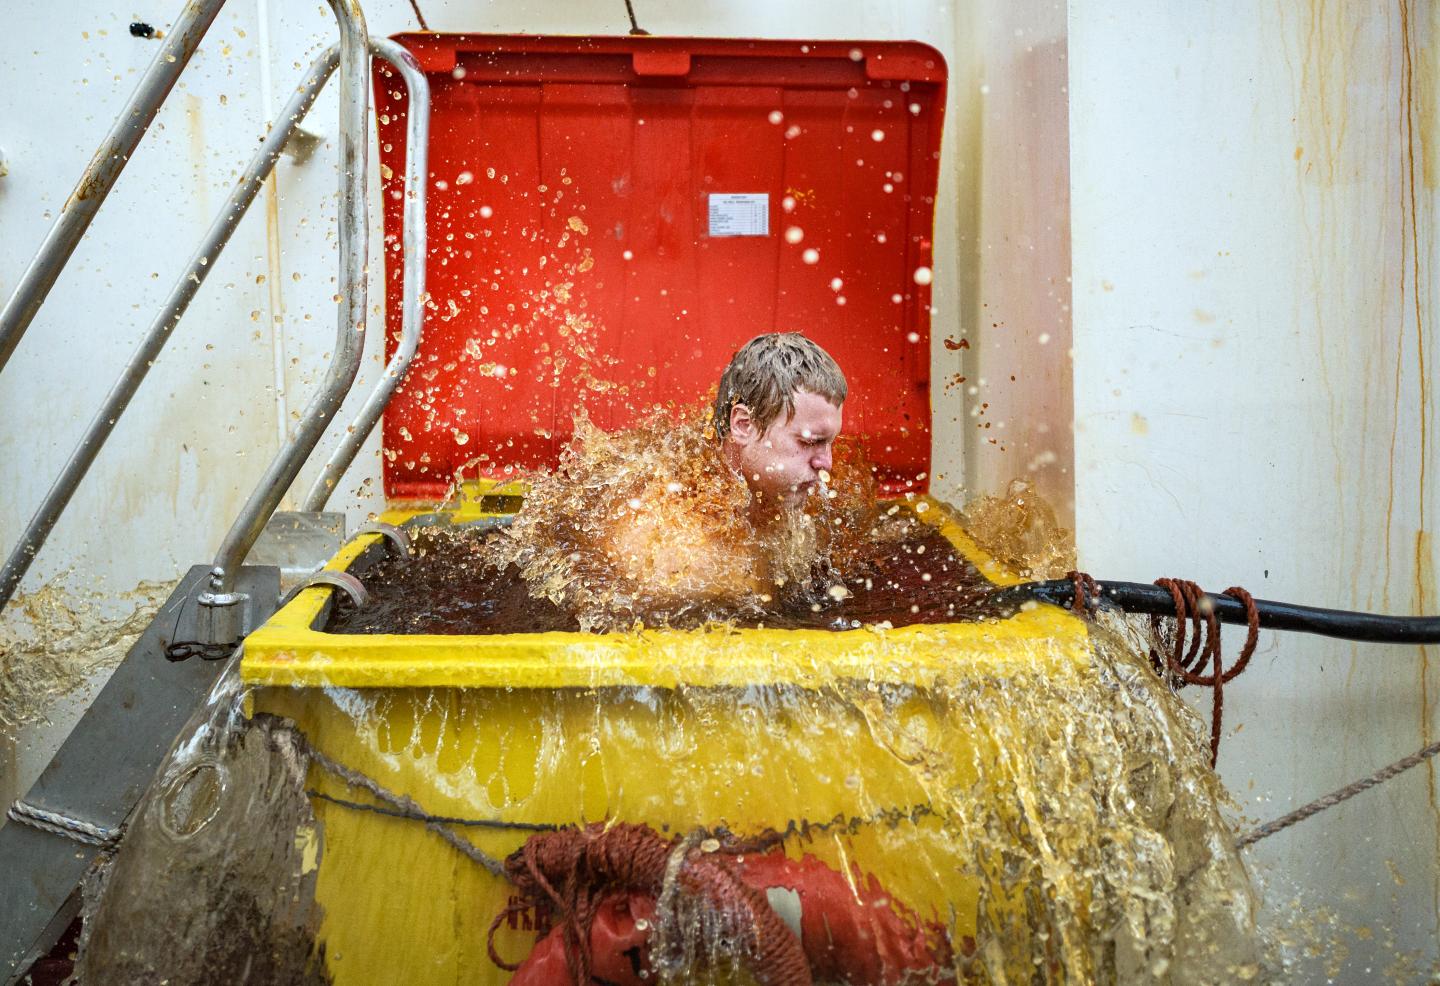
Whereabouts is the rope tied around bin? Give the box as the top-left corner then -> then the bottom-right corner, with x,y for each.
487,821 -> 812,985
1062,574 -> 1261,767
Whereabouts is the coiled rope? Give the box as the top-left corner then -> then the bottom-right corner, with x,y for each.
1066,572 -> 1261,767
487,822 -> 812,985
1063,573 -> 1440,846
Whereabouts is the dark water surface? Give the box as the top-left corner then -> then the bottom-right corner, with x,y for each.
326,524 -> 1003,635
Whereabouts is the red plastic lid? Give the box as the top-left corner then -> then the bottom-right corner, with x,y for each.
375,34 -> 946,498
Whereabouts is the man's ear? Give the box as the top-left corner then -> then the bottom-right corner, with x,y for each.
728,403 -> 756,444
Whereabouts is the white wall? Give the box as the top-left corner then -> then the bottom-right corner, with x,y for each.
951,0 -> 1074,523
1070,1 -> 1440,976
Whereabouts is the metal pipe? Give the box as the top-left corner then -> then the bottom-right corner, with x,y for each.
302,37 -> 429,512
0,0 -> 228,375
0,45 -> 343,612
993,579 -> 1440,645
210,0 -> 369,592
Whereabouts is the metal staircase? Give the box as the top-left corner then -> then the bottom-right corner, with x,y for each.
0,0 -> 430,976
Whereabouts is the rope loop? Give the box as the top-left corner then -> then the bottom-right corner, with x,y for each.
1145,579 -> 1261,766
1063,575 -> 1262,766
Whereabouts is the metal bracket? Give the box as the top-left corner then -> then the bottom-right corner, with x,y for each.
281,569 -> 368,609
195,567 -> 252,650
355,520 -> 411,558
281,125 -> 325,164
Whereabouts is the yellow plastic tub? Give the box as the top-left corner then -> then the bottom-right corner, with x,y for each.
242,489 -> 1090,983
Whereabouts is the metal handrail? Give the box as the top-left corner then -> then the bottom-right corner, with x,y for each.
0,0 -> 228,374
303,37 -> 430,512
0,46 -> 339,611
206,2 -> 370,598
0,1 -> 376,612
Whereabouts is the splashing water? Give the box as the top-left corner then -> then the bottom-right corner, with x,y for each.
0,578 -> 174,729
490,411 -> 910,632
65,418 -> 1275,983
71,616 -> 1274,983
325,518 -> 1000,635
74,659 -> 329,984
959,477 -> 1075,581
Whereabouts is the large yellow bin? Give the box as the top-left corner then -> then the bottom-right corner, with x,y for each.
241,493 -> 1090,984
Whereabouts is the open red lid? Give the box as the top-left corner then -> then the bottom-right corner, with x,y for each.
374,34 -> 946,499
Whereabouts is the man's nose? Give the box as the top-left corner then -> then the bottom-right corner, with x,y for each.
811,446 -> 833,472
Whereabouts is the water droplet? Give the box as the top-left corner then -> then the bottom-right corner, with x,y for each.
768,110 -> 784,124
913,266 -> 933,286
907,332 -> 921,343
849,48 -> 864,61
785,226 -> 804,244
802,248 -> 819,265
871,129 -> 885,142
829,277 -> 843,291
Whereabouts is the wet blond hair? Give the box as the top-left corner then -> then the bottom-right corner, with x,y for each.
712,333 -> 847,439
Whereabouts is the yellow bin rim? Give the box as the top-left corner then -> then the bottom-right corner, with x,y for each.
240,490 -> 1091,690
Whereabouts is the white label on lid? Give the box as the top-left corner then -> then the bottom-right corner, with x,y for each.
708,193 -> 770,237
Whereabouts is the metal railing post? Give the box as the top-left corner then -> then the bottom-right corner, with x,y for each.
0,45 -> 343,613
0,0 -> 228,374
201,0 -> 369,629
303,37 -> 430,512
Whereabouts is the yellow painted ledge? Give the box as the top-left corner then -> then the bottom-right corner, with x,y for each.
240,494 -> 1089,689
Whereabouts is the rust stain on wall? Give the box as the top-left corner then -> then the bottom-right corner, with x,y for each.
1290,0 -> 1440,934
1400,0 -> 1439,929
1290,0 -> 1355,559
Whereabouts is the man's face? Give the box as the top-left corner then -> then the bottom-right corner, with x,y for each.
726,390 -> 844,507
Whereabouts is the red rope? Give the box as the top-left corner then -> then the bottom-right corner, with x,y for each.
1144,579 -> 1261,767
487,822 -> 811,985
1064,573 -> 1261,769
1066,570 -> 1100,614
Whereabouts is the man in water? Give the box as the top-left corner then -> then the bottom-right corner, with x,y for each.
712,333 -> 847,515
504,332 -> 849,627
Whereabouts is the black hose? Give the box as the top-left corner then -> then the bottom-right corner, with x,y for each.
989,580 -> 1440,645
